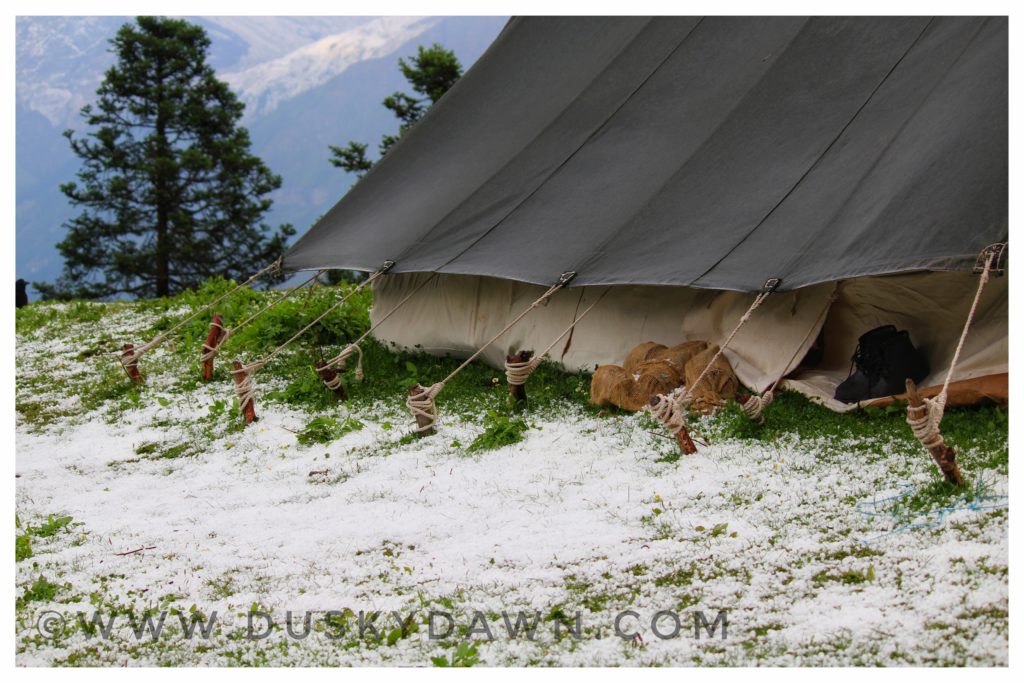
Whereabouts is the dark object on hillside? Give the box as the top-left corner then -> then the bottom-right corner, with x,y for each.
16,279 -> 28,308
835,325 -> 930,403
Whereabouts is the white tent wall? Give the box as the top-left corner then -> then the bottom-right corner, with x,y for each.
369,271 -> 1007,412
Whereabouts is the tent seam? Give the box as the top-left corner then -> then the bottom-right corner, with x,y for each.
424,17 -> 705,279
689,16 -> 937,287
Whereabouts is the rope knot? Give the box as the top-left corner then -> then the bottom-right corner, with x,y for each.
406,382 -> 445,433
200,326 -> 232,364
230,360 -> 263,413
646,388 -> 692,435
906,392 -> 947,450
338,344 -> 364,381
741,390 -> 774,424
504,355 -> 542,386
321,372 -> 344,392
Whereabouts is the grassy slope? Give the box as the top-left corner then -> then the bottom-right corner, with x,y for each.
14,279 -> 1009,666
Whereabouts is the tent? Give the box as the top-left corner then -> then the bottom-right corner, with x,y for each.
283,16 -> 1008,410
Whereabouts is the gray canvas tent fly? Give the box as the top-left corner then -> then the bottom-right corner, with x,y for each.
282,16 -> 1008,411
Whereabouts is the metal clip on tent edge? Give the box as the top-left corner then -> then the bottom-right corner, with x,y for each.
538,271 -> 576,306
379,260 -> 397,274
974,243 -> 1006,276
763,277 -> 782,293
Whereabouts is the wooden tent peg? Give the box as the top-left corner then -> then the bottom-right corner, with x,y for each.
647,395 -> 698,455
506,349 -> 534,406
201,313 -> 227,381
232,360 -> 257,425
316,359 -> 348,399
408,384 -> 437,437
121,343 -> 143,384
906,378 -> 964,487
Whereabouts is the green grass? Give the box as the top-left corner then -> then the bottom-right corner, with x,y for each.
13,279 -> 1009,666
15,275 -> 1007,478
16,535 -> 32,562
27,514 -> 74,538
431,642 -> 480,667
296,415 -> 364,446
18,576 -> 65,608
467,410 -> 530,452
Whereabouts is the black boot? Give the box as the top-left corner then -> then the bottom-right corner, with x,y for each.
877,329 -> 930,396
835,325 -> 929,403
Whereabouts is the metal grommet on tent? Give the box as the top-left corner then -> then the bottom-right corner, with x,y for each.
974,243 -> 1007,276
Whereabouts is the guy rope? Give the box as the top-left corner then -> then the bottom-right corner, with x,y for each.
904,243 -> 1005,486
230,261 -> 395,425
315,272 -> 441,397
647,278 -> 780,454
199,270 -> 325,380
406,272 -> 576,435
503,286 -> 611,405
738,287 -> 841,424
119,259 -> 282,383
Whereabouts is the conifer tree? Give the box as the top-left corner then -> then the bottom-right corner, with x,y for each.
329,43 -> 462,178
40,16 -> 294,299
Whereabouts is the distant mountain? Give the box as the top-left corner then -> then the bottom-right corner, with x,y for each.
222,16 -> 441,120
15,15 -> 507,292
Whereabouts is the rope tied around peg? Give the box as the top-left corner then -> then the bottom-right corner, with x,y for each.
317,343 -> 365,395
504,355 -> 543,386
405,273 -> 575,434
504,287 -> 611,391
315,273 -> 440,396
905,245 -> 1000,466
649,388 -> 691,435
230,358 -> 264,417
117,258 -> 282,381
200,318 -> 231,365
227,263 -> 393,424
741,389 -> 775,424
646,281 -> 778,451
405,382 -> 445,433
906,392 -> 947,450
198,270 -> 325,376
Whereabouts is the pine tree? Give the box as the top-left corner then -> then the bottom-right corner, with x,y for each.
39,16 -> 295,300
329,43 -> 462,178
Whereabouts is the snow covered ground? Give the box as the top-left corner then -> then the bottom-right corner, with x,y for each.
15,300 -> 1008,666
